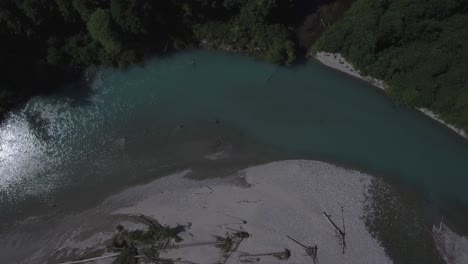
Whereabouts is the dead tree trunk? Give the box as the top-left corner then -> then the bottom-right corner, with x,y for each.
323,211 -> 346,253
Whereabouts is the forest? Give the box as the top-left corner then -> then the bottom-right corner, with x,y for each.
314,0 -> 468,131
0,0 -> 353,117
2,0 -> 468,133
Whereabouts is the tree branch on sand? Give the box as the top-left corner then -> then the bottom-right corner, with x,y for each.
57,214 -> 251,264
286,235 -> 319,264
239,248 -> 291,262
129,213 -> 165,230
323,210 -> 346,254
59,253 -> 120,264
217,231 -> 250,264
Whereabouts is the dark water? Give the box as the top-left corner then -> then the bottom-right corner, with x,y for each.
1,50 -> 468,235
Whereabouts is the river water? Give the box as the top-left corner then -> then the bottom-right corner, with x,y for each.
1,50 -> 468,259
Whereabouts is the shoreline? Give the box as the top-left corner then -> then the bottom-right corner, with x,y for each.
4,160 -> 468,263
46,160 -> 393,264
314,52 -> 467,139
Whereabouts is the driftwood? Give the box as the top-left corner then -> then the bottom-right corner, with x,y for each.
59,216 -> 251,264
136,255 -> 199,264
431,223 -> 455,264
225,228 -> 250,239
59,253 -> 120,264
219,233 -> 247,264
236,200 -> 261,204
264,67 -> 279,83
135,255 -> 199,264
320,18 -> 327,29
216,213 -> 248,227
239,249 -> 291,261
222,213 -> 248,224
130,213 -> 164,229
287,235 -> 310,251
239,256 -> 260,263
341,207 -> 346,236
287,235 -> 318,264
166,241 -> 224,249
60,253 -> 199,264
323,212 -> 345,237
323,210 -> 346,254
217,222 -> 246,227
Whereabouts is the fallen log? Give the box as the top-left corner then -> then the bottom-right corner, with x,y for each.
323,211 -> 346,253
129,213 -> 164,230
59,253 -> 120,264
239,248 -> 291,261
286,235 -> 318,263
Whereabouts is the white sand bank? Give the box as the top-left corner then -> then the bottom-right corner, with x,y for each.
109,160 -> 391,264
418,108 -> 467,138
314,52 -> 467,139
314,52 -> 386,90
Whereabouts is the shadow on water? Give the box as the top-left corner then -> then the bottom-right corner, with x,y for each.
56,77 -> 95,107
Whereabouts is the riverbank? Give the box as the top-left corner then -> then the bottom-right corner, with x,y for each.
37,160 -> 468,264
29,160 -> 391,264
313,52 -> 467,139
3,157 -> 467,263
114,160 -> 391,264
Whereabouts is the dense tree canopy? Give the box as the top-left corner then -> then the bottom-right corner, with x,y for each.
315,0 -> 468,131
4,0 -> 466,134
88,9 -> 122,54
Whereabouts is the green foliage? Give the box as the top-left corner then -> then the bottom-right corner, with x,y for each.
215,235 -> 234,253
127,229 -> 155,244
126,225 -> 183,245
284,40 -> 296,64
193,21 -> 235,46
110,0 -> 153,35
71,0 -> 99,21
315,0 -> 468,131
18,0 -> 50,26
54,0 -> 79,22
193,0 -> 298,64
113,245 -> 138,264
87,9 -> 122,54
62,33 -> 100,67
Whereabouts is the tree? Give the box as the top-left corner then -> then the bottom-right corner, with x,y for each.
315,0 -> 468,131
87,8 -> 122,54
111,0 -> 148,34
54,0 -> 79,22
